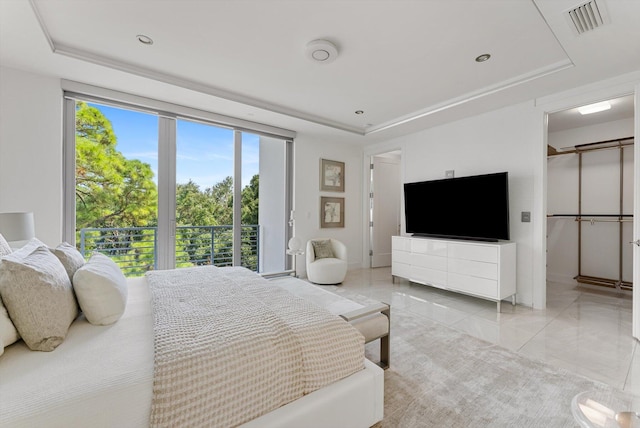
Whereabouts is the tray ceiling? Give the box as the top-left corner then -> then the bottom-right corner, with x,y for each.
1,0 -> 639,141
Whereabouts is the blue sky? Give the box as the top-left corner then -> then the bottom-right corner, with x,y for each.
90,103 -> 259,189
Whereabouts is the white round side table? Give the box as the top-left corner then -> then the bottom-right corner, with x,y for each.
572,390 -> 640,428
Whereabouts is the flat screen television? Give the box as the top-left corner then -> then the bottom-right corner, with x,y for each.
403,172 -> 510,241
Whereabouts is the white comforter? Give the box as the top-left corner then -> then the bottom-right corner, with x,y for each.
146,266 -> 365,427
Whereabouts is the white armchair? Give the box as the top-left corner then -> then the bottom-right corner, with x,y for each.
306,238 -> 348,285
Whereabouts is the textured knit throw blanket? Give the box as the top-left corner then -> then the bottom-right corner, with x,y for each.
146,266 -> 365,428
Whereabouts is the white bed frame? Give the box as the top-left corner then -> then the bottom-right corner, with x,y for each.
243,359 -> 384,428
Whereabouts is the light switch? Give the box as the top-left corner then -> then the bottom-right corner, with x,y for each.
521,211 -> 531,223
445,170 -> 455,178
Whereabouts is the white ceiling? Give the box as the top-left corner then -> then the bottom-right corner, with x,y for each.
1,0 -> 639,144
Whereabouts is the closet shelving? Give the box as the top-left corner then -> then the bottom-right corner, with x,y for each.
548,137 -> 634,290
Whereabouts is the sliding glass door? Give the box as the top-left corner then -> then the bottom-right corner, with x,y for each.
175,119 -> 236,269
65,96 -> 293,276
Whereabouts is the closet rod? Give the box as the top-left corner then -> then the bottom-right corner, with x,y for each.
575,137 -> 633,150
548,136 -> 633,156
574,218 -> 633,224
549,214 -> 633,217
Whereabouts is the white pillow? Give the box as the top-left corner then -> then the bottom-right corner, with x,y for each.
0,233 -> 11,257
0,298 -> 20,356
0,238 -> 78,351
73,253 -> 128,326
0,233 -> 20,355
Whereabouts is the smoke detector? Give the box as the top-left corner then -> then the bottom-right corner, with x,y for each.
305,39 -> 338,64
565,0 -> 610,35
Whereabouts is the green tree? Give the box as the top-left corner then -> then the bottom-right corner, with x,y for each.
75,102 -> 157,230
241,174 -> 259,225
209,176 -> 234,226
174,175 -> 260,268
75,102 -> 158,276
175,180 -> 216,266
176,180 -> 216,226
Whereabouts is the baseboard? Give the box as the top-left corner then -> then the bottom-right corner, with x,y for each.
348,262 -> 364,271
546,272 -> 577,285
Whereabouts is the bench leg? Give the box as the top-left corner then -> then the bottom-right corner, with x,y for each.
378,334 -> 390,370
378,305 -> 390,370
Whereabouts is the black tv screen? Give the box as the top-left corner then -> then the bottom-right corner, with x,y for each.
404,172 -> 510,241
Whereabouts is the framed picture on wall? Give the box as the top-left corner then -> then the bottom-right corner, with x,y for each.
320,158 -> 345,192
320,196 -> 345,228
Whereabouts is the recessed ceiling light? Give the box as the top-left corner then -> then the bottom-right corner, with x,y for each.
305,39 -> 338,64
137,34 -> 154,45
578,101 -> 611,115
355,110 -> 364,115
475,53 -> 491,63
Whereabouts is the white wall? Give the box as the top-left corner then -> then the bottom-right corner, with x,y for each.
0,66 -> 63,246
369,101 -> 545,307
291,135 -> 363,278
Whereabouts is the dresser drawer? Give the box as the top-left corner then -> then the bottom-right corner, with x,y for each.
411,266 -> 447,288
448,273 -> 498,298
392,262 -> 412,279
448,258 -> 497,280
411,238 -> 447,256
392,250 -> 412,265
392,236 -> 412,252
448,243 -> 497,263
412,253 -> 447,271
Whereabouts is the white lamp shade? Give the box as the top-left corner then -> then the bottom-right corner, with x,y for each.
0,212 -> 35,242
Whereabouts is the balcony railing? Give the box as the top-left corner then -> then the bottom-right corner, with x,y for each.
79,225 -> 260,277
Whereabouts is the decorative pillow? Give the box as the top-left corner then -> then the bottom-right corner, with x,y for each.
0,235 -> 17,355
0,297 -> 20,356
73,252 -> 128,326
53,242 -> 85,283
0,239 -> 78,351
312,239 -> 335,259
0,233 -> 11,256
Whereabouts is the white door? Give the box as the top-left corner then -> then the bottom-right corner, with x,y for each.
371,154 -> 401,267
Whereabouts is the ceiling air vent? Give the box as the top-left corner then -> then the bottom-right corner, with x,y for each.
566,0 -> 610,35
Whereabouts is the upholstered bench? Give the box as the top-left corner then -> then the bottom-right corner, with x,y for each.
267,276 -> 390,369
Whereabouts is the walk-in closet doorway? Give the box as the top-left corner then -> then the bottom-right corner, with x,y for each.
546,93 -> 637,329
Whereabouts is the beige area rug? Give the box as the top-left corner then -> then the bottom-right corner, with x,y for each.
368,310 -> 616,427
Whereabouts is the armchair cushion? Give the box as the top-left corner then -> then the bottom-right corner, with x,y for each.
311,240 -> 334,259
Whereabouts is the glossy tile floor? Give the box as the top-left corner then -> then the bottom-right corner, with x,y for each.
325,267 -> 640,395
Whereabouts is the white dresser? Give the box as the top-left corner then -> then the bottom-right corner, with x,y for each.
392,235 -> 516,311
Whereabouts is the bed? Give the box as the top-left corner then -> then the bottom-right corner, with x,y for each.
0,265 -> 384,428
